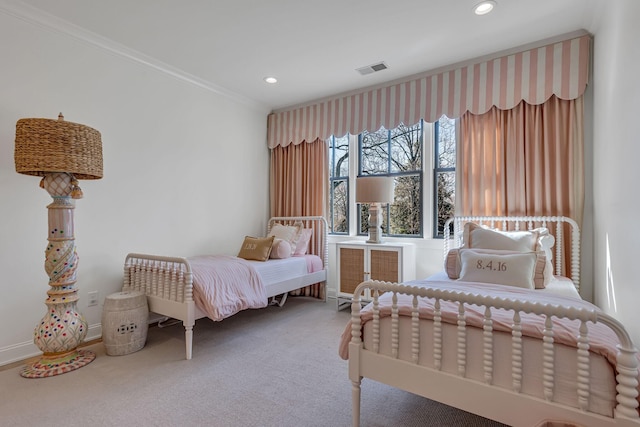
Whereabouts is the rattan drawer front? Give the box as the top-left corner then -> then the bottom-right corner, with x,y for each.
370,249 -> 399,282
336,241 -> 415,311
339,247 -> 365,295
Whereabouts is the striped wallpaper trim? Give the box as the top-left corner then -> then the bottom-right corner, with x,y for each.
267,35 -> 590,148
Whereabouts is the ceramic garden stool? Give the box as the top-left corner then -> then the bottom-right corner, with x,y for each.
102,290 -> 149,356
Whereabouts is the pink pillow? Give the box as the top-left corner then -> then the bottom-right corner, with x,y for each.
269,238 -> 292,259
293,228 -> 313,256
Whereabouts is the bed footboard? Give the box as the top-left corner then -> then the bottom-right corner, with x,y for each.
348,280 -> 639,427
123,253 -> 199,359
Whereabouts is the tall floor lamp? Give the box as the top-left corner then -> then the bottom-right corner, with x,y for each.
356,176 -> 395,244
14,113 -> 103,378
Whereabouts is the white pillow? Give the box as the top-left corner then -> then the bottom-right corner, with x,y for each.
447,248 -> 550,288
535,229 -> 555,259
268,223 -> 301,256
463,222 -> 540,252
458,249 -> 538,289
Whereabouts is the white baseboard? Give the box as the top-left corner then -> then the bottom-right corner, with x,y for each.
0,323 -> 102,367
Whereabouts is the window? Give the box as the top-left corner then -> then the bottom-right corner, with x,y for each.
329,134 -> 349,234
328,116 -> 455,238
434,116 -> 456,237
359,122 -> 423,237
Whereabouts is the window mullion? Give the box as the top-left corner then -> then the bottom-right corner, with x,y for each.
348,134 -> 359,236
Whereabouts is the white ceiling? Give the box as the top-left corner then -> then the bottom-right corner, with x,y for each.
15,0 -> 603,111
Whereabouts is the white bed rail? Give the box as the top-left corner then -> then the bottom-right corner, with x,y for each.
349,280 -> 639,426
123,254 -> 193,303
123,253 -> 197,359
444,216 -> 581,292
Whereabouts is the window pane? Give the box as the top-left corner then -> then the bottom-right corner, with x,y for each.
437,116 -> 456,168
358,204 -> 368,234
360,127 -> 389,174
434,115 -> 456,238
331,135 -> 349,177
331,179 -> 348,233
358,204 -> 389,235
436,171 -> 455,237
390,174 -> 421,235
390,123 -> 422,173
329,134 -> 349,234
358,121 -> 423,238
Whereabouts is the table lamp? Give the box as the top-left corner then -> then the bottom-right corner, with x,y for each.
14,113 -> 103,378
356,176 -> 394,243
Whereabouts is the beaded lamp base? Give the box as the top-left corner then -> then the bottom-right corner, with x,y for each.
20,173 -> 95,378
20,349 -> 96,378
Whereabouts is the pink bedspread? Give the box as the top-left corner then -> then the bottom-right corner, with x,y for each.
302,253 -> 323,274
338,279 -> 640,385
189,255 -> 267,321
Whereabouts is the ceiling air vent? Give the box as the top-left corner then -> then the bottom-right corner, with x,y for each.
356,62 -> 388,76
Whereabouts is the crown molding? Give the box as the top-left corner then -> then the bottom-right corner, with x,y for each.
0,0 -> 268,111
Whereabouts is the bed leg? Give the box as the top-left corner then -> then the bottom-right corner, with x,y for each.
351,378 -> 362,427
184,323 -> 193,360
276,293 -> 288,307
268,293 -> 289,307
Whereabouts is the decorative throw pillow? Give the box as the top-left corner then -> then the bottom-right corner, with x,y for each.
444,248 -> 461,280
293,228 -> 313,256
449,248 -> 549,289
463,222 -> 540,252
458,249 -> 538,289
269,238 -> 292,259
237,236 -> 275,261
537,232 -> 555,258
268,223 -> 302,256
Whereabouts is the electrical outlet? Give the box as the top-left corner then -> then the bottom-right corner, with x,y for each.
88,291 -> 99,306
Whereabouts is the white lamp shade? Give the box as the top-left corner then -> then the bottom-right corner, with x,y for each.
356,176 -> 394,204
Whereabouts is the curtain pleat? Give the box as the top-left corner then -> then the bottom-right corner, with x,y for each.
458,95 -> 584,277
270,139 -> 328,299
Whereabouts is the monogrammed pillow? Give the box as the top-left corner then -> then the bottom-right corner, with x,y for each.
458,249 -> 540,289
446,248 -> 550,288
237,236 -> 275,261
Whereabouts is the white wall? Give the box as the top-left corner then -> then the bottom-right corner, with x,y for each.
0,9 -> 271,365
591,0 -> 640,346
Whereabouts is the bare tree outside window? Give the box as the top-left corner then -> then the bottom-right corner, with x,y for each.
360,122 -> 423,237
329,135 -> 349,233
434,115 -> 456,237
328,118 -> 455,238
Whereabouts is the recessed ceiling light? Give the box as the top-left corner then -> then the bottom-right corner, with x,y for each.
474,0 -> 496,15
264,76 -> 278,84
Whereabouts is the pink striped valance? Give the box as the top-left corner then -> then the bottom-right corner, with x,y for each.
267,35 -> 591,148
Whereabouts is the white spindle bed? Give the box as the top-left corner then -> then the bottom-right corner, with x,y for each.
123,216 -> 328,360
341,216 -> 639,427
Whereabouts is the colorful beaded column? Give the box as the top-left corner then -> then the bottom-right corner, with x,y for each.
21,173 -> 96,378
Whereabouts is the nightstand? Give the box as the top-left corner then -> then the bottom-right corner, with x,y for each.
336,241 -> 415,310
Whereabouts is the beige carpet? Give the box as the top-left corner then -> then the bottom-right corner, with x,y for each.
0,297 -> 507,427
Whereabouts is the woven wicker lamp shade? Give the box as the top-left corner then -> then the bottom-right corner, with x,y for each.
15,113 -> 103,179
